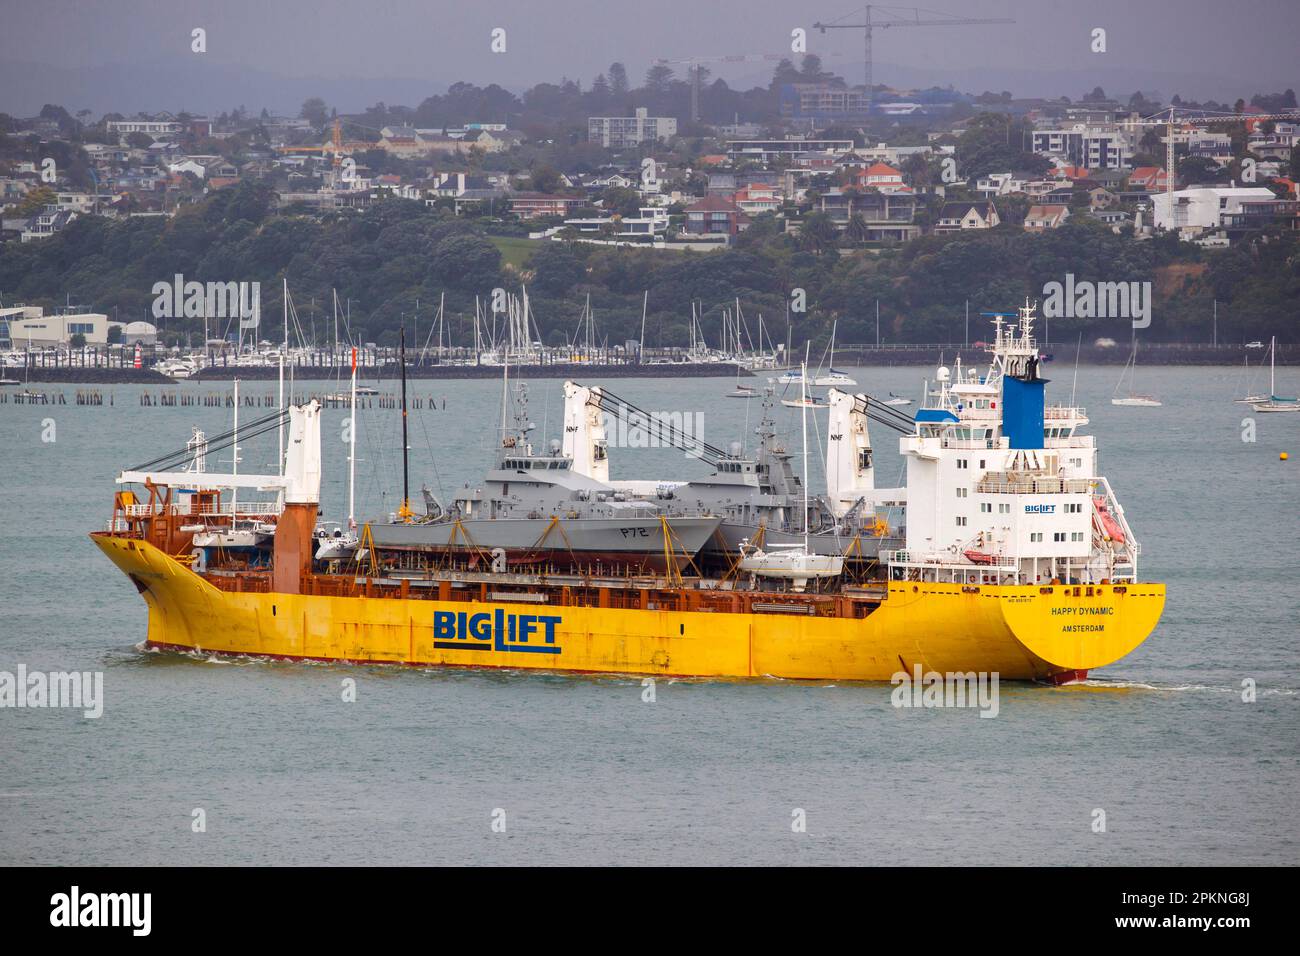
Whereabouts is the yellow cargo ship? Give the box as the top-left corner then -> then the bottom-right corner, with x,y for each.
91,531 -> 1163,682
93,305 -> 1165,682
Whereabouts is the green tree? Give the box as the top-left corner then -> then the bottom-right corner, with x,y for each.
15,186 -> 56,216
844,213 -> 870,244
798,212 -> 839,255
300,97 -> 329,127
608,63 -> 629,96
643,64 -> 675,95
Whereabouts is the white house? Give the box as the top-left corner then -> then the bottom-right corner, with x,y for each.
1151,186 -> 1290,236
7,310 -> 115,347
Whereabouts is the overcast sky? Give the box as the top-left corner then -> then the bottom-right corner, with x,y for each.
2,0 -> 1297,115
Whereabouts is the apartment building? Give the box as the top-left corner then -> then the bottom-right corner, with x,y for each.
587,108 -> 677,149
1032,124 -> 1131,170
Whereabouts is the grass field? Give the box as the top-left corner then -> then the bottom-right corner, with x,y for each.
490,236 -> 542,270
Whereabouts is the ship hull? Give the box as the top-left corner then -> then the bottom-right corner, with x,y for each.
708,522 -> 900,559
92,534 -> 1164,681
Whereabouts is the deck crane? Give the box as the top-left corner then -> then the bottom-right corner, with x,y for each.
812,5 -> 1014,115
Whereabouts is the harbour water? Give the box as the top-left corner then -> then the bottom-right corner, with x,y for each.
1,365 -> 1296,865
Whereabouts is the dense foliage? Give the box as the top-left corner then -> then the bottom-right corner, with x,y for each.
2,181 -> 1297,348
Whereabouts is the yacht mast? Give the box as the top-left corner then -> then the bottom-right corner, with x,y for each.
348,346 -> 357,529
801,357 -> 810,547
231,378 -> 240,516
279,277 -> 286,478
1270,335 -> 1277,398
399,325 -> 410,519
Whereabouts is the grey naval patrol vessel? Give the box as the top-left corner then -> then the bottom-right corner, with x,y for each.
559,381 -> 909,566
368,381 -> 720,573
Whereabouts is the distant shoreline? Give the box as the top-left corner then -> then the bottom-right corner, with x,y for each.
4,345 -> 1292,385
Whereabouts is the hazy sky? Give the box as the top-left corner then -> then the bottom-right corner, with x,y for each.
2,0 -> 1297,115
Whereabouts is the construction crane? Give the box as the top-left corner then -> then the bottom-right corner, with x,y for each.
813,5 -> 1014,114
657,50 -> 860,124
654,53 -> 786,123
1119,107 -> 1300,206
276,117 -> 374,171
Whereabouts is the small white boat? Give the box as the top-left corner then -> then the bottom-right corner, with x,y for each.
781,396 -> 828,409
738,542 -> 844,593
1111,396 -> 1163,407
314,523 -> 359,560
1249,337 -> 1298,412
884,392 -> 913,407
812,369 -> 856,387
1111,335 -> 1162,406
1231,350 -> 1267,403
726,385 -> 759,399
191,526 -> 272,549
740,359 -> 843,593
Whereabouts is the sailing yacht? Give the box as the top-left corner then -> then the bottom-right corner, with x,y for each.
739,361 -> 844,592
316,347 -> 362,560
1111,334 -> 1162,406
776,321 -> 857,387
1232,348 -> 1269,404
1251,336 -> 1300,413
779,342 -> 832,408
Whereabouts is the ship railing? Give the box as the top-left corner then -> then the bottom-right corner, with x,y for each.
122,501 -> 281,518
186,501 -> 281,517
1044,405 -> 1086,419
956,407 -> 1000,420
1094,475 -> 1142,563
881,553 -> 1023,584
1044,436 -> 1096,449
881,548 -> 1018,569
975,477 -> 1093,495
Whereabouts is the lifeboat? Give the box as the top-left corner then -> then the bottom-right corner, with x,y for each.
1093,496 -> 1126,544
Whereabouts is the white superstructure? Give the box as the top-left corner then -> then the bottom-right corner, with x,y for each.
886,301 -> 1140,585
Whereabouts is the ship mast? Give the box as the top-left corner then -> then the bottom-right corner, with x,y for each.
398,324 -> 411,520
279,277 -> 286,483
801,358 -> 809,547
231,377 -> 239,517
348,345 -> 357,529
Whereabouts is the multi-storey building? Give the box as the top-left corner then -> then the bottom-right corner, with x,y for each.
587,108 -> 677,149
1032,124 -> 1131,170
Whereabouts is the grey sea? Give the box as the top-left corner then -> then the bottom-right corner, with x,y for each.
1,363 -> 1296,866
